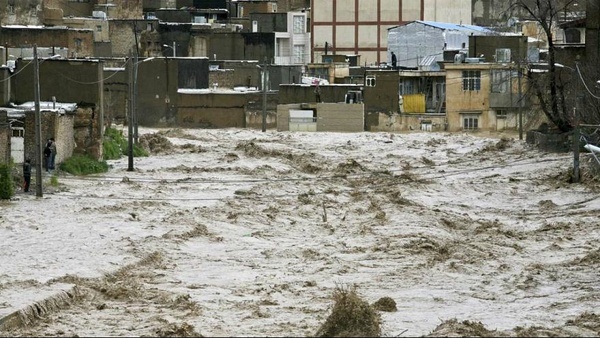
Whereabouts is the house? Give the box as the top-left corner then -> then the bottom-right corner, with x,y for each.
0,26 -> 95,59
250,11 -> 311,65
444,60 -> 528,133
387,21 -> 495,69
310,0 -> 472,66
11,58 -> 105,160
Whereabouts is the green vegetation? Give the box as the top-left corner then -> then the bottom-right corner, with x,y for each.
0,163 -> 15,199
103,127 -> 148,160
60,155 -> 108,176
50,173 -> 59,187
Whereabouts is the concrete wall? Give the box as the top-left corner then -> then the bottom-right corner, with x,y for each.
0,0 -> 43,26
363,71 -> 398,114
44,0 -> 94,18
235,1 -> 277,18
0,27 -> 94,58
366,112 -> 447,132
279,84 -> 361,104
135,57 -> 209,126
469,35 -> 528,62
207,62 -> 301,90
276,0 -> 310,12
13,59 -> 102,106
0,68 -> 10,106
250,13 -> 288,32
23,111 -> 75,168
177,92 -> 246,128
177,91 -> 277,129
276,102 -> 364,132
444,63 -> 490,132
316,103 -> 364,132
109,20 -> 161,58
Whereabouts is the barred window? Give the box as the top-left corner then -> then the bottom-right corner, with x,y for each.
462,70 -> 481,91
463,115 -> 479,130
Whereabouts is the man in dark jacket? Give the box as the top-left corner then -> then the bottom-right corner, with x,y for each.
44,139 -> 52,171
23,159 -> 31,192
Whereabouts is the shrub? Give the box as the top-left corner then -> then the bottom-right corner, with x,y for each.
372,297 -> 397,312
315,286 -> 381,337
0,163 -> 15,199
103,127 -> 148,160
60,155 -> 108,176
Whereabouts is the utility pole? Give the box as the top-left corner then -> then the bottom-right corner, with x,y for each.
133,51 -> 139,144
517,60 -> 523,140
127,50 -> 134,172
572,62 -> 581,183
33,45 -> 43,197
262,59 -> 268,132
573,110 -> 580,183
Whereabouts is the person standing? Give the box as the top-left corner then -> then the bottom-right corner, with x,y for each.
44,139 -> 52,172
49,138 -> 57,170
23,159 -> 31,192
391,52 -> 397,69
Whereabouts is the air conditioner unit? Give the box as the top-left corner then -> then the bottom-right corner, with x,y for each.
495,48 -> 511,62
454,53 -> 465,63
92,11 -> 107,20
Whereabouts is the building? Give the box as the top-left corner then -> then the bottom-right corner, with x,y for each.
387,21 -> 495,69
310,0 -> 471,66
250,11 -> 310,65
444,60 -> 528,132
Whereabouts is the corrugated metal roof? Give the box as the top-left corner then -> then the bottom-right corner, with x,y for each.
419,55 -> 437,66
417,20 -> 493,33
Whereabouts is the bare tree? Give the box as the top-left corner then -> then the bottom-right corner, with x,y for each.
511,0 -> 581,132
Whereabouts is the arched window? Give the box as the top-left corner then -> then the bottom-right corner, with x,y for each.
565,28 -> 581,43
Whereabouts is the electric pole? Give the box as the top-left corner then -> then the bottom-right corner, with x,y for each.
33,45 -> 43,197
127,50 -> 134,172
262,59 -> 268,132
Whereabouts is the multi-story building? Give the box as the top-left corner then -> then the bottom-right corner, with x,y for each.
250,11 -> 310,65
310,0 -> 471,66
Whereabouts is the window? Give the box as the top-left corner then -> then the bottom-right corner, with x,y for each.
8,4 -> 15,14
495,48 -> 511,62
366,75 -> 376,87
462,114 -> 479,130
399,79 -> 416,95
565,28 -> 581,43
496,110 -> 508,118
272,3 -> 277,12
96,25 -> 102,32
147,23 -> 153,31
462,70 -> 481,91
491,70 -> 510,93
293,45 -> 304,64
293,15 -> 305,34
